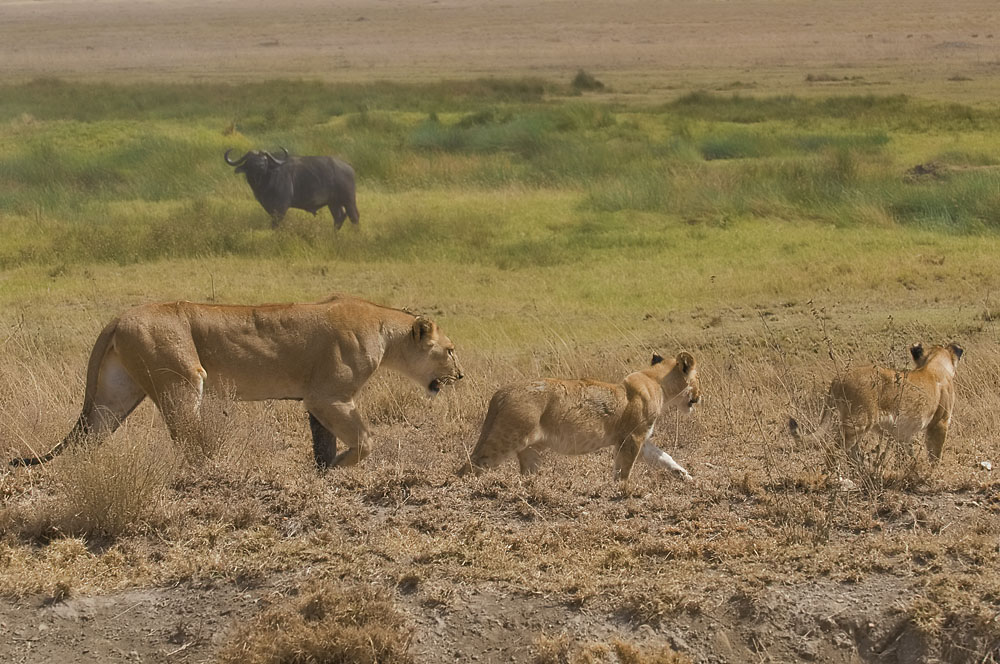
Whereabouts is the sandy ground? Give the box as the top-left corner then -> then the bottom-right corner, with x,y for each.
2,0 -> 1000,98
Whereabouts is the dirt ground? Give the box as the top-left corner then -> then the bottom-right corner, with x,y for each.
4,2 -> 1000,663
3,0 -> 1000,100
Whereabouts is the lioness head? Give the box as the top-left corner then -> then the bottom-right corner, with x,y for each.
406,317 -> 464,396
653,351 -> 700,412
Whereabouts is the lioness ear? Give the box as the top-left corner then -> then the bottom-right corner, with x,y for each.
950,343 -> 964,361
676,352 -> 696,374
651,353 -> 664,366
909,343 -> 924,365
412,317 -> 435,342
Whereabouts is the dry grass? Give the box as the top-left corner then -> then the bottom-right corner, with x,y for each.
217,581 -> 415,664
3,299 -> 999,660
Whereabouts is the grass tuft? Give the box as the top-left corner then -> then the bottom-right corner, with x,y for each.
571,69 -> 605,92
216,581 -> 414,664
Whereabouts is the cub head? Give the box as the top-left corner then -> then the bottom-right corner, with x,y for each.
406,316 -> 464,397
654,351 -> 700,412
911,342 -> 964,371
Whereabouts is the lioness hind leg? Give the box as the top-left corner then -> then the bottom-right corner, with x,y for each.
87,349 -> 148,437
18,349 -> 149,466
148,368 -> 209,446
308,411 -> 338,469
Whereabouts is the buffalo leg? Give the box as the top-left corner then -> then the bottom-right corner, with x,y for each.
331,205 -> 347,231
346,199 -> 360,226
308,411 -> 337,468
269,207 -> 288,229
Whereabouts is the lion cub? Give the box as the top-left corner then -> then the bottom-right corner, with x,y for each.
459,353 -> 700,482
790,343 -> 963,462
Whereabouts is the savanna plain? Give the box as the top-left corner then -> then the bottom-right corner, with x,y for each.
3,1 -> 1000,662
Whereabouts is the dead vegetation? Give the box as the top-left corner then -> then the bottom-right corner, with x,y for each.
2,303 -> 1000,661
217,581 -> 416,664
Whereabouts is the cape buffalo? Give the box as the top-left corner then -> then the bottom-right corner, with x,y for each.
224,147 -> 359,230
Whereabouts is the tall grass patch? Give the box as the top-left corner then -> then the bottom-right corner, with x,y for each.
217,581 -> 414,664
54,432 -> 179,538
3,80 -> 1000,267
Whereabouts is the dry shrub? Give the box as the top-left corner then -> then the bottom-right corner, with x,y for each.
55,431 -> 179,537
614,584 -> 701,627
612,641 -> 691,664
1,427 -> 177,541
533,633 -> 575,664
821,431 -> 928,495
216,581 -> 414,664
532,634 -> 690,664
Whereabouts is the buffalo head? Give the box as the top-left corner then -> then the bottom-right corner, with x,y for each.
224,147 -> 289,177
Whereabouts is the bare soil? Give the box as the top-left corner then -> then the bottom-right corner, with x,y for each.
3,0 -> 1000,100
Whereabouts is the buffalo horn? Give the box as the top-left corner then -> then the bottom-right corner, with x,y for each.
265,146 -> 289,166
223,148 -> 247,166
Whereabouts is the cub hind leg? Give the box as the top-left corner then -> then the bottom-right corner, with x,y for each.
460,426 -> 542,475
459,392 -> 544,476
516,445 -> 546,475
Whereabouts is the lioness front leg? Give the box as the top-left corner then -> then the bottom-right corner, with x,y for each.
305,400 -> 370,467
308,412 -> 338,469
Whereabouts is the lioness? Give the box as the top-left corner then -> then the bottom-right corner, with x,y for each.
459,352 -> 699,482
10,294 -> 463,468
789,342 -> 963,462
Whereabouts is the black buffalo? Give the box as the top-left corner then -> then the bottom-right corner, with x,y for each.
224,147 -> 359,230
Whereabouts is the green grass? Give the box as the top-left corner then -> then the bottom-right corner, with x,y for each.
3,79 -> 1000,275
4,79 -> 1000,664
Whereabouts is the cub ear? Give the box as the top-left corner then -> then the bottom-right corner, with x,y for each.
651,353 -> 664,366
411,317 -> 435,342
909,343 -> 924,365
950,343 -> 964,361
676,351 -> 696,374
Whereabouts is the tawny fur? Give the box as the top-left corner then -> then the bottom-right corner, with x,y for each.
10,294 -> 463,468
789,342 -> 963,463
460,352 -> 699,482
